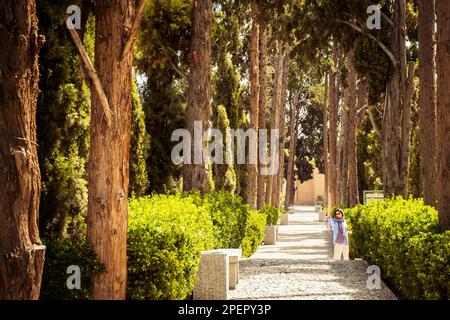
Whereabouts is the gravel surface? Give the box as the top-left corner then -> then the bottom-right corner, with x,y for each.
229,206 -> 397,300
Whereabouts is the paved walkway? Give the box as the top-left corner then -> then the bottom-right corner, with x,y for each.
229,206 -> 397,300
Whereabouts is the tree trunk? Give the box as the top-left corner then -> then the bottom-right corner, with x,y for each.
285,93 -> 299,209
348,79 -> 368,207
266,41 -> 283,205
337,94 -> 350,206
323,73 -> 329,206
400,61 -> 415,197
274,51 -> 289,209
257,25 -> 268,210
247,2 -> 259,209
86,0 -> 142,299
0,0 -> 45,299
382,0 -> 410,197
418,0 -> 437,206
436,0 -> 450,231
328,44 -> 339,209
339,53 -> 358,207
183,0 -> 212,193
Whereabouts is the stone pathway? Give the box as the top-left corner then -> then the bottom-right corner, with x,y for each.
229,206 -> 397,300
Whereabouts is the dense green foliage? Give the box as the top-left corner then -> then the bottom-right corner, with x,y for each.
127,195 -> 215,300
36,0 -> 91,237
130,79 -> 150,197
199,190 -> 256,251
212,1 -> 250,198
136,0 -> 191,194
198,190 -> 267,257
40,236 -> 105,300
263,204 -> 281,226
346,198 -> 450,299
295,88 -> 325,183
126,191 -> 267,299
212,105 -> 237,193
241,209 -> 267,257
357,114 -> 383,196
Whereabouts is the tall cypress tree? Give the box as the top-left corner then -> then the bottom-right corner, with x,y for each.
37,0 -> 91,237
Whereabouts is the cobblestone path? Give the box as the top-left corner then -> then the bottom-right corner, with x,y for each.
229,206 -> 397,300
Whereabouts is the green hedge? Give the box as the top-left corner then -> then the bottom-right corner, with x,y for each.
41,191 -> 266,300
346,197 -> 450,299
126,195 -> 215,300
40,236 -> 105,300
263,204 -> 281,226
241,209 -> 267,257
185,190 -> 267,257
200,190 -> 250,249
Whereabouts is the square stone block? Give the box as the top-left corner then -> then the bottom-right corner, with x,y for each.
209,249 -> 242,290
193,252 -> 229,300
264,225 -> 278,245
280,213 -> 289,225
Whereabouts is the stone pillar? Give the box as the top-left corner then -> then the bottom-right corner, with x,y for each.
264,225 -> 278,245
193,252 -> 229,300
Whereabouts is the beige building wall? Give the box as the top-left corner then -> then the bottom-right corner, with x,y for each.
294,168 -> 326,205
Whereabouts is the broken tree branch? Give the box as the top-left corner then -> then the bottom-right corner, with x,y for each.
168,58 -> 188,79
336,19 -> 398,68
67,22 -> 113,126
381,11 -> 394,27
357,104 -> 368,116
122,0 -> 147,58
368,106 -> 383,139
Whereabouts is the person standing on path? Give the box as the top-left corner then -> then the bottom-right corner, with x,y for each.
326,208 -> 350,260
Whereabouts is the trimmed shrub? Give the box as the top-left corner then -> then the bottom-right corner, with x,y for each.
184,190 -> 267,257
127,195 -> 215,300
200,190 -> 251,249
263,204 -> 281,226
40,236 -> 105,300
241,209 -> 267,257
346,197 -> 450,299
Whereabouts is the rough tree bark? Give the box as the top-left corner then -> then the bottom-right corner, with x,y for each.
337,95 -> 350,205
338,53 -> 358,207
183,0 -> 212,193
382,0 -> 403,197
68,0 -> 146,299
323,74 -> 329,207
266,41 -> 283,205
328,44 -> 339,209
418,0 -> 437,206
348,79 -> 368,207
247,1 -> 259,209
338,1 -> 413,198
257,25 -> 268,210
400,61 -> 415,196
0,0 -> 45,300
285,93 -> 299,209
382,0 -> 414,197
436,0 -> 450,231
274,51 -> 289,209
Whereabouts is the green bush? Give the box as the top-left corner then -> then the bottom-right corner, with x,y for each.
184,190 -> 266,257
263,204 -> 281,226
127,195 -> 215,300
40,236 -> 105,300
241,209 -> 267,257
346,197 -> 450,299
200,190 -> 251,249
